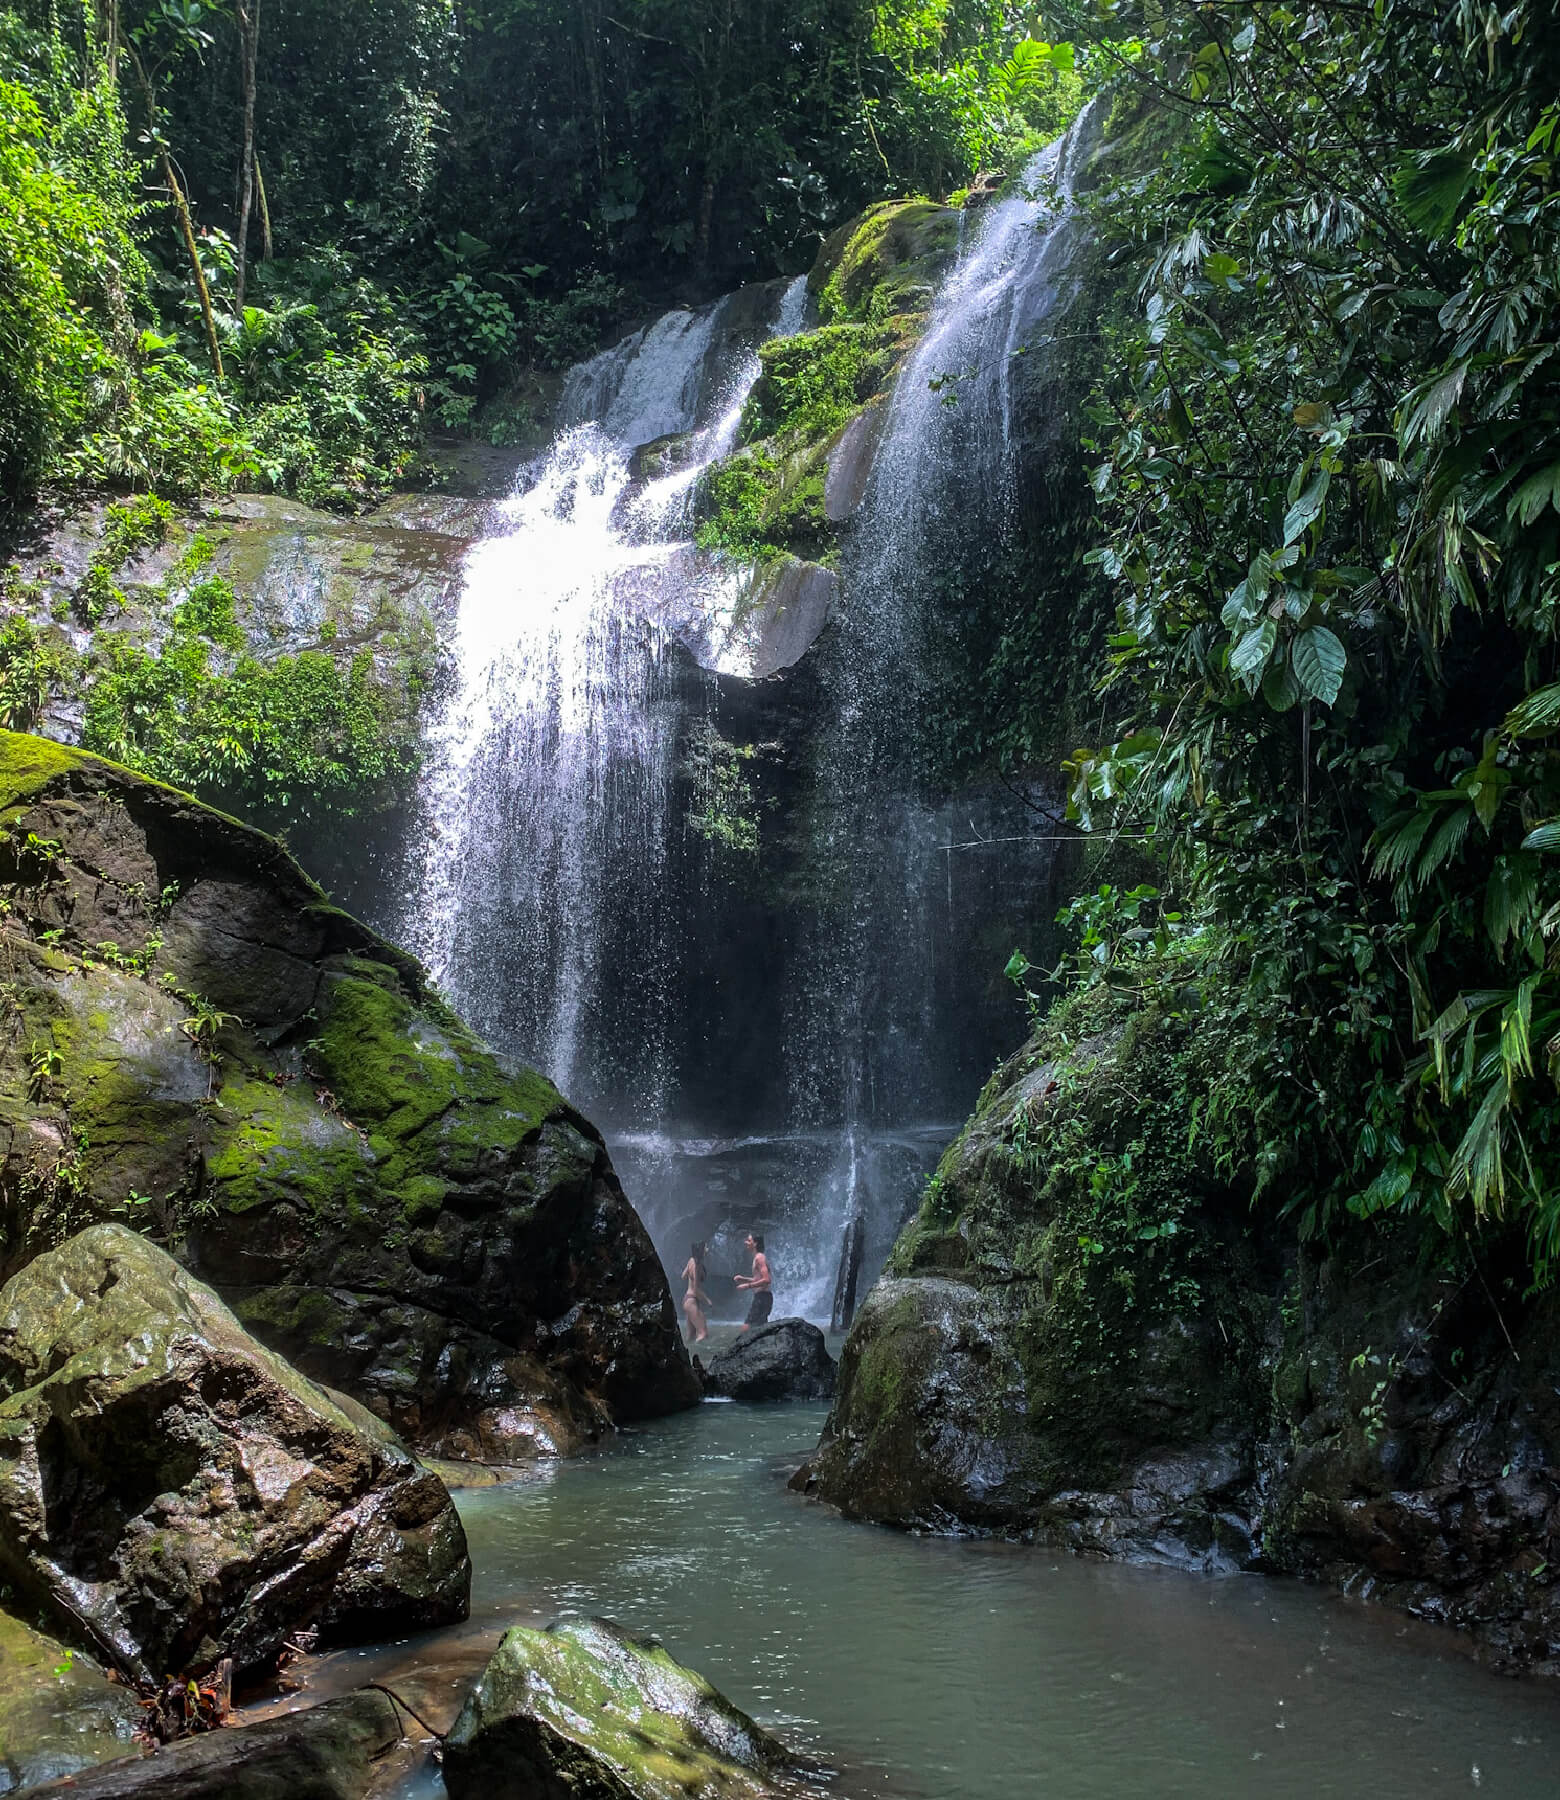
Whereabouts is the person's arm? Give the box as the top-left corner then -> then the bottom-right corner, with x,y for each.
754,1254 -> 770,1286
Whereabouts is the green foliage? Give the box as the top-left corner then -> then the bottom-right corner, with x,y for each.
695,453 -> 784,563
1056,1 -> 1560,1277
83,636 -> 421,826
0,67 -> 143,501
0,613 -> 77,732
745,326 -> 875,441
684,722 -> 762,853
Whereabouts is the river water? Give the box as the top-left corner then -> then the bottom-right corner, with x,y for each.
288,1393 -> 1558,1799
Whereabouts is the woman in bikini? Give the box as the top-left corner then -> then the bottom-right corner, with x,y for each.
681,1241 -> 710,1343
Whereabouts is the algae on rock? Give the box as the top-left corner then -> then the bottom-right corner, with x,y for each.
813,984 -> 1560,1670
0,1224 -> 470,1683
443,1617 -> 808,1800
0,729 -> 699,1460
0,1607 -> 141,1793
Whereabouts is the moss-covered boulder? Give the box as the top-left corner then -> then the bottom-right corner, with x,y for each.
813,986 -> 1560,1669
0,1607 -> 141,1792
0,1224 -> 469,1683
0,730 -> 699,1458
443,1618 -> 806,1800
689,197 -> 959,583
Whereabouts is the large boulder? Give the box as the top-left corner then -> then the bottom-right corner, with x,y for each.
0,1608 -> 141,1793
812,995 -> 1560,1670
0,731 -> 699,1458
703,1320 -> 835,1403
21,1687 -> 404,1800
0,1225 -> 469,1683
443,1617 -> 803,1800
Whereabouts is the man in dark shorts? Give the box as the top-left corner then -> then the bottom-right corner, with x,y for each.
734,1232 -> 772,1331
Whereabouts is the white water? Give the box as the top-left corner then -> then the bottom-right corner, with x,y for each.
393,111 -> 1100,1310
398,279 -> 806,1108
782,108 -> 1101,1276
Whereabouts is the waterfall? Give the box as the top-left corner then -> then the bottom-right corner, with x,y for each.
388,108 -> 1097,1319
397,277 -> 806,1116
778,107 -> 1101,1281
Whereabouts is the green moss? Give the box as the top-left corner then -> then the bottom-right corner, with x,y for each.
308,960 -> 563,1210
0,730 -> 84,814
204,1076 -> 374,1221
815,199 -> 960,323
447,1619 -> 787,1800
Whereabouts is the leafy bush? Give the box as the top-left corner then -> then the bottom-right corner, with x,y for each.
0,71 -> 143,500
1059,3 -> 1560,1276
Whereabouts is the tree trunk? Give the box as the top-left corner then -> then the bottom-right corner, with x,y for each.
234,0 -> 261,316
127,44 -> 224,380
255,153 -> 273,259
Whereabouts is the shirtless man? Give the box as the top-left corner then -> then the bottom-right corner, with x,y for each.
733,1232 -> 772,1332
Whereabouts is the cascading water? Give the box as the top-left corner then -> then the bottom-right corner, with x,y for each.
388,108 -> 1099,1317
778,105 -> 1103,1290
396,278 -> 805,1117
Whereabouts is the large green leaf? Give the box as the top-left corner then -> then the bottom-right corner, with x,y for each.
1291,625 -> 1346,704
1229,620 -> 1277,688
1393,145 -> 1476,239
1505,683 -> 1560,736
1282,469 -> 1330,546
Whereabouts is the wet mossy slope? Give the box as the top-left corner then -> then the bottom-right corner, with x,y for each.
0,730 -> 699,1459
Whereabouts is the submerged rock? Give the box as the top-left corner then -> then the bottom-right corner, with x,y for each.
0,1224 -> 469,1683
443,1617 -> 803,1800
704,1320 -> 836,1403
0,730 -> 699,1458
0,1607 -> 141,1793
20,1687 -> 403,1799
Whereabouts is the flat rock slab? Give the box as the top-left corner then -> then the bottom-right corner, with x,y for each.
443,1617 -> 808,1800
19,1687 -> 402,1800
0,1225 -> 469,1683
704,1320 -> 836,1402
0,1608 -> 141,1793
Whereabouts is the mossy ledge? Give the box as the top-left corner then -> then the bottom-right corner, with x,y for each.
0,729 -> 699,1458
689,197 -> 961,586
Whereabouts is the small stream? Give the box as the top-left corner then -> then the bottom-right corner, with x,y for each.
284,1387 -> 1558,1799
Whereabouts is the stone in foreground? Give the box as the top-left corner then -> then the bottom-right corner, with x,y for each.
0,1225 -> 469,1684
703,1320 -> 836,1403
443,1617 -> 807,1800
0,1607 -> 142,1792
20,1687 -> 402,1799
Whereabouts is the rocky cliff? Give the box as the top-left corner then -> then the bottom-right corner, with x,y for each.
0,730 -> 699,1458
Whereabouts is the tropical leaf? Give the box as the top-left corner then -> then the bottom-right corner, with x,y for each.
1506,684 -> 1560,736
1229,619 -> 1277,688
1393,145 -> 1476,239
1291,624 -> 1346,704
1282,469 -> 1330,545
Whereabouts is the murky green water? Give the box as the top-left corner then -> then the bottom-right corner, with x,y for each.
306,1398 -> 1558,1798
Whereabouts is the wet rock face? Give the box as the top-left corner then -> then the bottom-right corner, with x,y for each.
703,1319 -> 836,1403
813,1012 -> 1560,1669
0,1607 -> 142,1792
21,1687 -> 403,1800
0,731 -> 700,1458
443,1617 -> 802,1800
0,1225 -> 470,1683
